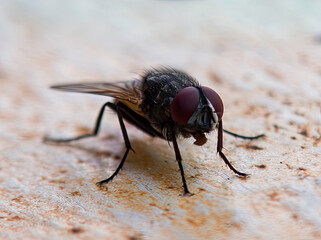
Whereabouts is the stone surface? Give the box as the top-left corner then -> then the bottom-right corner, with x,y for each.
0,1 -> 320,239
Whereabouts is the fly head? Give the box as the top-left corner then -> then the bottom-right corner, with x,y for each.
170,86 -> 224,145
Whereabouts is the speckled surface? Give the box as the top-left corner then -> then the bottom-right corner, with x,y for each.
0,1 -> 320,239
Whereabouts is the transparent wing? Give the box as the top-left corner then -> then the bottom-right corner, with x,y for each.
50,80 -> 142,104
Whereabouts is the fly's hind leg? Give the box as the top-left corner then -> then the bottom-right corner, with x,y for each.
96,102 -> 134,186
44,101 -> 133,186
44,102 -> 112,143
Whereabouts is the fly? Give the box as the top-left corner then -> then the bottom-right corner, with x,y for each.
44,67 -> 264,195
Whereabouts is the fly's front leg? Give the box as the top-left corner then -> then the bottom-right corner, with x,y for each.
223,129 -> 265,140
44,102 -> 113,143
96,103 -> 134,186
171,129 -> 192,196
218,121 -> 248,177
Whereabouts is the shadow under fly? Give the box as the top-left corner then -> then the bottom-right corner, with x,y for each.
44,67 -> 264,196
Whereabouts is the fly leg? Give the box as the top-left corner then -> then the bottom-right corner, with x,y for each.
44,102 -> 112,143
171,129 -> 192,196
223,129 -> 265,140
218,121 -> 248,176
44,101 -> 133,186
96,102 -> 134,186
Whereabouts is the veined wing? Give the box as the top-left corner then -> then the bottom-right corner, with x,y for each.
50,80 -> 143,104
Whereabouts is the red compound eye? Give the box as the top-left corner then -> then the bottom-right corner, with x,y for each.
201,86 -> 224,121
170,87 -> 200,125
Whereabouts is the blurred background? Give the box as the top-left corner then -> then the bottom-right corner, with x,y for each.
0,1 -> 320,239
1,0 -> 320,137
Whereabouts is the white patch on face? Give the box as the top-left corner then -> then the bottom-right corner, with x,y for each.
206,97 -> 218,129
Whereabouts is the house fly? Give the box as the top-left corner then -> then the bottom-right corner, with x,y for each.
45,67 -> 264,195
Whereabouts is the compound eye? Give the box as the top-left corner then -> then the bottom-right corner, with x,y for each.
170,87 -> 200,125
201,86 -> 224,121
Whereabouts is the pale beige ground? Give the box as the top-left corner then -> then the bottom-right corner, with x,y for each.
0,1 -> 320,240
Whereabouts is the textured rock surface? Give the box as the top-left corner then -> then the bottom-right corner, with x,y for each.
0,1 -> 320,239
